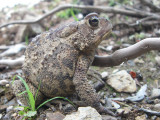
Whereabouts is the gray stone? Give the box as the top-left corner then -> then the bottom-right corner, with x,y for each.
63,106 -> 102,120
151,88 -> 160,98
46,111 -> 65,120
0,80 -> 9,86
155,56 -> 160,66
135,114 -> 146,120
101,72 -> 109,79
102,115 -> 117,120
6,106 -> 13,112
0,88 -> 5,95
107,70 -> 137,93
153,104 -> 160,112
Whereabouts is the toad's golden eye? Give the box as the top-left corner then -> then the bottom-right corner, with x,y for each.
89,16 -> 99,28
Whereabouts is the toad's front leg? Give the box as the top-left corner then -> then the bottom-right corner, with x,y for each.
73,55 -> 115,116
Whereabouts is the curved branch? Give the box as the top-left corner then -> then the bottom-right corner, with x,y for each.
139,0 -> 160,12
1,4 -> 160,29
92,38 -> 160,67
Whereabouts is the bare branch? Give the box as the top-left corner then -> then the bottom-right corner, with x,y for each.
0,56 -> 25,67
92,38 -> 160,67
139,0 -> 160,12
1,4 -> 160,29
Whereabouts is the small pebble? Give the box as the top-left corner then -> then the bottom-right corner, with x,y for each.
6,106 -> 13,112
11,113 -> 17,117
14,106 -> 24,111
151,115 -> 157,120
101,72 -> 108,79
153,104 -> 160,111
63,104 -> 75,113
154,99 -> 160,104
155,56 -> 160,66
117,109 -> 124,114
151,88 -> 160,98
6,84 -> 10,87
0,114 -> 2,119
113,92 -> 116,97
0,80 -> 9,86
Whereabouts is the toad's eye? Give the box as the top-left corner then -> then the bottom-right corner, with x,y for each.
89,16 -> 99,28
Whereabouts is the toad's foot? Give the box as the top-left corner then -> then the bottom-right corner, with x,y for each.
11,80 -> 45,106
97,105 -> 117,116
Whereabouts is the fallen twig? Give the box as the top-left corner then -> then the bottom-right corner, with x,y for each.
0,56 -> 25,67
92,38 -> 160,67
0,4 -> 160,29
139,108 -> 160,116
125,84 -> 147,102
0,44 -> 26,57
139,0 -> 160,12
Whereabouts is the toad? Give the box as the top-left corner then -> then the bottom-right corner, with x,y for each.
12,13 -> 113,115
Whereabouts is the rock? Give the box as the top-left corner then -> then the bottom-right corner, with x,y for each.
94,81 -> 105,92
107,70 -> 137,93
117,107 -> 131,115
0,114 -> 2,119
63,106 -> 102,120
155,56 -> 160,66
11,113 -> 17,117
63,104 -> 76,113
1,93 -> 14,104
123,107 -> 131,114
28,23 -> 44,34
134,58 -> 145,64
0,80 -> 9,86
151,116 -> 158,120
101,72 -> 109,79
135,114 -> 146,120
14,25 -> 28,43
6,106 -> 13,112
105,45 -> 113,51
151,88 -> 160,98
112,92 -> 116,97
111,100 -> 120,109
46,111 -> 65,120
154,99 -> 160,104
117,109 -> 124,114
0,88 -> 5,95
0,104 -> 8,112
5,84 -> 10,87
126,84 -> 147,102
102,115 -> 117,120
153,104 -> 160,111
13,106 -> 24,111
3,111 -> 14,120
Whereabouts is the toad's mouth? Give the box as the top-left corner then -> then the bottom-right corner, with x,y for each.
102,30 -> 112,40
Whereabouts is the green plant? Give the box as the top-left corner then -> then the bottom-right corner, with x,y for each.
12,75 -> 75,119
56,8 -> 80,21
25,34 -> 29,45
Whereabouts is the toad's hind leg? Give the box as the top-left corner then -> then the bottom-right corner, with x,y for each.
12,80 -> 45,107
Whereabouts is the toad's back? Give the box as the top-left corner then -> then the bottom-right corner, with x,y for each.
23,29 -> 79,97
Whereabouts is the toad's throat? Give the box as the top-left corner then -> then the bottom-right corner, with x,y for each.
102,30 -> 112,40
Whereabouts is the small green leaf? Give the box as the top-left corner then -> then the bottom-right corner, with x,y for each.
36,96 -> 75,110
24,111 -> 37,117
19,111 -> 25,116
17,75 -> 35,111
70,8 -> 79,21
17,91 -> 27,96
14,106 -> 25,111
24,106 -> 31,112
